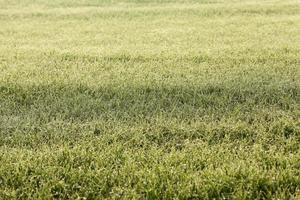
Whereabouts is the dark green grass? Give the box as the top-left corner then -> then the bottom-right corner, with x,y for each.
0,0 -> 300,199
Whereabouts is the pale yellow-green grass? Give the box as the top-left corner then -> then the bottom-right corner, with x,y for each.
0,0 -> 300,199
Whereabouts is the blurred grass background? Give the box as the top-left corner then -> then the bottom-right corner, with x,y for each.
0,0 -> 300,199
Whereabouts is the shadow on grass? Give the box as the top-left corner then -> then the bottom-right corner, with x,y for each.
1,83 -> 298,121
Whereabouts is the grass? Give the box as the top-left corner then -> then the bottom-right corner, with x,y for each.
0,0 -> 300,199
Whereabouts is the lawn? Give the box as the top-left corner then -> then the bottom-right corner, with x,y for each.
0,0 -> 299,199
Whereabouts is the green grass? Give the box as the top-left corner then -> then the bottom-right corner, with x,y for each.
0,0 -> 300,199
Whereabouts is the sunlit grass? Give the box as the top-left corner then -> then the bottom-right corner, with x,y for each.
0,0 -> 299,199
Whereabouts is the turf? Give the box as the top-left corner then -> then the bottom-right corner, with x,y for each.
0,0 -> 300,199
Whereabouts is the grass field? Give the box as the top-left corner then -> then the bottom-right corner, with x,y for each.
0,0 -> 300,199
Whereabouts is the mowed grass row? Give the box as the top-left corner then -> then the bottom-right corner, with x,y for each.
0,0 -> 300,199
